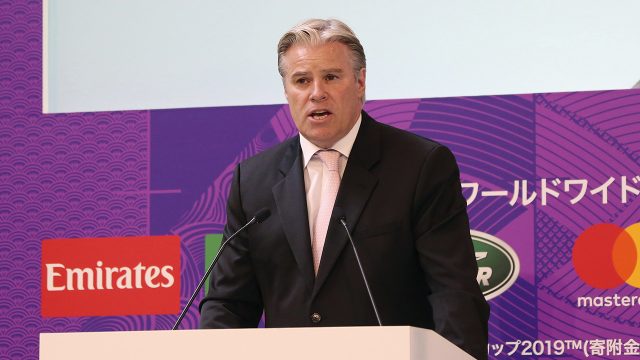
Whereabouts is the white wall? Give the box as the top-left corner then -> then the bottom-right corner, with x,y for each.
44,0 -> 640,113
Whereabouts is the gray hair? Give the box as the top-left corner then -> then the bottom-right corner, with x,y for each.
277,19 -> 366,79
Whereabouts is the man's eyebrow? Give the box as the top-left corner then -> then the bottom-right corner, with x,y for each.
322,68 -> 344,74
289,68 -> 345,79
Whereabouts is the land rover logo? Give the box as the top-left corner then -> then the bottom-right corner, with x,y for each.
471,230 -> 520,300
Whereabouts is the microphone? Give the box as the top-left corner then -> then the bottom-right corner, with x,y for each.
172,207 -> 271,330
333,207 -> 382,326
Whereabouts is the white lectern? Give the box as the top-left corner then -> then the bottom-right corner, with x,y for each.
40,326 -> 474,360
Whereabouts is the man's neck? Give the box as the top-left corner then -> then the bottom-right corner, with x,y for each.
299,113 -> 362,166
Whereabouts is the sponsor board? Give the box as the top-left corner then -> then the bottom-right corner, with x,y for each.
41,235 -> 180,317
471,230 -> 520,300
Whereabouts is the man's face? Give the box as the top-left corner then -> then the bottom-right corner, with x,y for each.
281,42 -> 366,149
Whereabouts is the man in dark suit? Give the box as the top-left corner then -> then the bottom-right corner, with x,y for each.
199,19 -> 489,359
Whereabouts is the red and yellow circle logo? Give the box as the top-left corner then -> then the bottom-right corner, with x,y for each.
572,223 -> 640,289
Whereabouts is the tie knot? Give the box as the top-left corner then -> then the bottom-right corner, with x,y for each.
316,150 -> 340,172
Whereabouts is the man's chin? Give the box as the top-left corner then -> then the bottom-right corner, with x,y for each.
305,133 -> 339,149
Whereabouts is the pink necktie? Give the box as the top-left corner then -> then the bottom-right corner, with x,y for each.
312,150 -> 341,275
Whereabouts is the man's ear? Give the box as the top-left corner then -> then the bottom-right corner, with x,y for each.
282,78 -> 289,100
357,68 -> 366,93
357,68 -> 366,100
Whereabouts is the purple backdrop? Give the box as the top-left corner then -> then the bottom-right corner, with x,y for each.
2,1 -> 640,359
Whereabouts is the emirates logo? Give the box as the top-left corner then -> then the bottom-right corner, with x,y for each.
41,235 -> 180,317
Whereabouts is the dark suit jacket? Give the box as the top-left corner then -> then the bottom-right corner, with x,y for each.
199,112 -> 489,359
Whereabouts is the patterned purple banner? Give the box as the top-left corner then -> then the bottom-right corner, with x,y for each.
2,1 -> 640,359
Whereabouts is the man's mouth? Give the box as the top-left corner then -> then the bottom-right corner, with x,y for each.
309,110 -> 332,120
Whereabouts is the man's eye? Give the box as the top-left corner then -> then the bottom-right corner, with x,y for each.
326,74 -> 338,80
295,78 -> 309,84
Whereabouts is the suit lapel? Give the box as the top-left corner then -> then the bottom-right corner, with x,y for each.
272,138 -> 315,293
312,113 -> 381,298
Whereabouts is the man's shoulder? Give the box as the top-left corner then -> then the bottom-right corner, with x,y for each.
361,113 -> 460,171
367,114 -> 443,153
238,135 -> 298,172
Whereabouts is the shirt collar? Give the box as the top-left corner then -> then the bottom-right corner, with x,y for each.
300,113 -> 362,167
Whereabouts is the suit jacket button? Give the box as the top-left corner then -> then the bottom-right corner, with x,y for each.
310,313 -> 322,323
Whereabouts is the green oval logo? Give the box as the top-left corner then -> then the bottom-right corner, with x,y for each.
471,230 -> 520,300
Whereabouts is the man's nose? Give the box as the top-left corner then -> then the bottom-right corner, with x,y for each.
310,81 -> 327,102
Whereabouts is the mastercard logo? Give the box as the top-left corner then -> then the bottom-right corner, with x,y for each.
572,223 -> 640,289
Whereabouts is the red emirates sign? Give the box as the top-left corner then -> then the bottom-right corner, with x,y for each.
41,236 -> 180,317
